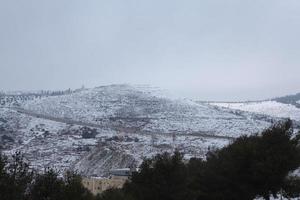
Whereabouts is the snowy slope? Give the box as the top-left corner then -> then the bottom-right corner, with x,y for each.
211,101 -> 300,122
0,107 -> 100,172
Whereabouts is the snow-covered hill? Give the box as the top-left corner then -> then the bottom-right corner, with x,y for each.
21,85 -> 273,137
0,85 -> 282,176
210,92 -> 300,123
210,101 -> 300,122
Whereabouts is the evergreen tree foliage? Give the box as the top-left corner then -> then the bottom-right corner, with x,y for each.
63,171 -> 94,200
29,168 -> 65,200
124,151 -> 193,200
190,120 -> 300,200
282,176 -> 300,198
95,188 -> 132,200
0,153 -> 9,199
2,152 -> 33,200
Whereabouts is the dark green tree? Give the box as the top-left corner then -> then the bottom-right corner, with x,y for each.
191,120 -> 300,200
5,152 -> 33,200
124,151 -> 193,200
0,153 -> 10,199
64,171 -> 94,200
282,176 -> 300,198
29,168 -> 65,200
96,188 -> 132,200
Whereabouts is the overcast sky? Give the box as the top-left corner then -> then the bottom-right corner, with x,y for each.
0,0 -> 300,101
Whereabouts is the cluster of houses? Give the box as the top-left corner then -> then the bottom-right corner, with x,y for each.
82,168 -> 137,195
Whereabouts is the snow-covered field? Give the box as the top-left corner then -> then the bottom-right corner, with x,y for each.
211,101 -> 300,122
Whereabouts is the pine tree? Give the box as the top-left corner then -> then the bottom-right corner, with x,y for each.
29,168 -> 64,200
190,120 -> 300,200
124,151 -> 193,200
6,152 -> 33,200
64,171 -> 94,200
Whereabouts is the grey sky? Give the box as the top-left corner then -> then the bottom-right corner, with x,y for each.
0,0 -> 300,101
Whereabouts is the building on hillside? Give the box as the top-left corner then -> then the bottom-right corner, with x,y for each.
82,176 -> 127,195
82,167 -> 138,195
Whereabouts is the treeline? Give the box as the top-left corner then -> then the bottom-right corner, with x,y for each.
0,89 -> 75,106
0,88 -> 74,97
1,120 -> 300,200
